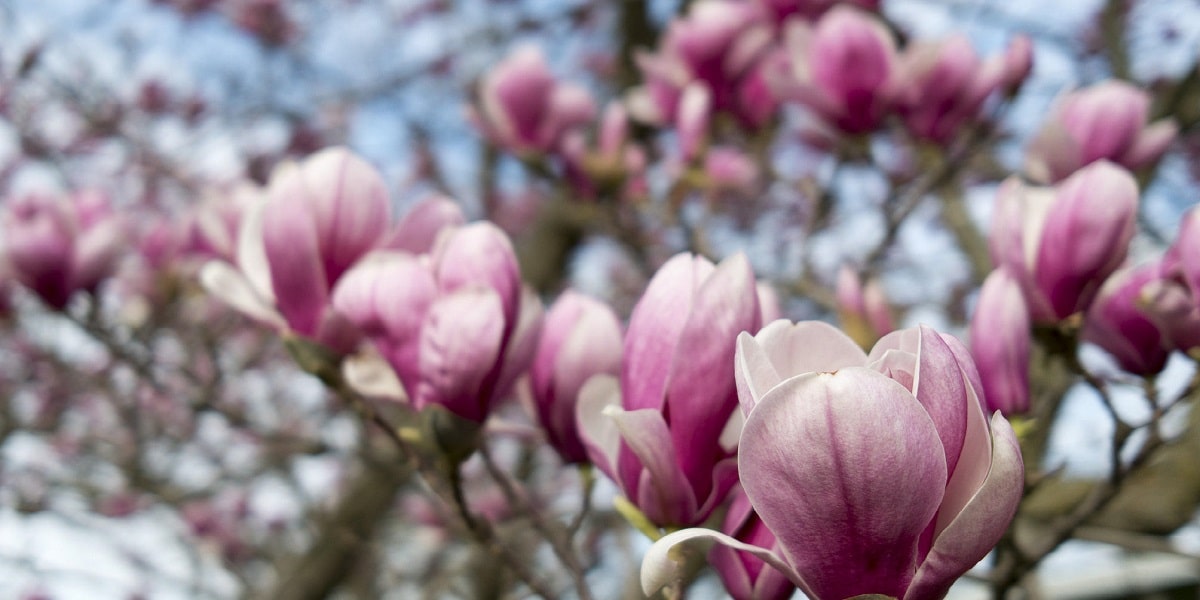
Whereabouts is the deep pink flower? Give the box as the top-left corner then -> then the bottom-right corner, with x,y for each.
1083,263 -> 1172,376
577,252 -> 761,527
626,0 -> 777,129
3,190 -> 125,309
471,45 -> 595,155
989,161 -> 1138,323
530,290 -> 622,463
970,268 -> 1032,415
709,487 -> 795,600
644,321 -> 1023,600
755,0 -> 879,24
894,35 -> 1029,144
332,223 -> 540,423
200,148 -> 397,352
1026,80 -> 1177,183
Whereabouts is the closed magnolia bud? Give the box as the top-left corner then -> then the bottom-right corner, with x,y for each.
577,252 -> 761,527
1083,264 -> 1171,376
1026,80 -> 1177,183
530,290 -> 622,463
970,268 -> 1032,415
471,45 -> 595,155
778,6 -> 897,134
3,191 -> 125,309
990,161 -> 1138,323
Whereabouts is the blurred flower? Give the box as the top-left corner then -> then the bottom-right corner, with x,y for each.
894,35 -> 1030,144
200,147 -> 393,353
989,161 -> 1138,323
1084,263 -> 1172,375
776,6 -> 897,134
333,223 -> 541,423
970,268 -> 1032,415
561,102 -> 648,198
645,321 -> 1023,600
626,0 -> 777,129
2,190 -> 125,310
470,45 -> 596,156
1025,80 -> 1177,183
577,252 -> 761,527
835,265 -> 894,347
530,290 -> 623,464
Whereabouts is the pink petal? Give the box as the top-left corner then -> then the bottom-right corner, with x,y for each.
905,413 -> 1023,600
611,406 -> 696,525
416,288 -> 505,422
735,320 -> 867,414
261,191 -> 328,337
740,368 -> 947,599
298,147 -> 391,282
622,253 -> 711,410
386,195 -> 465,254
576,374 -> 622,477
642,528 -> 804,599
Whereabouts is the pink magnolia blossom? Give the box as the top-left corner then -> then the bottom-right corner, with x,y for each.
577,252 -> 761,527
200,148 -> 462,353
970,268 -> 1032,415
2,190 -> 125,309
626,0 -> 778,129
470,45 -> 596,155
989,161 -> 1138,323
332,223 -> 541,423
644,321 -> 1023,600
1083,263 -> 1172,375
776,6 -> 897,134
1026,80 -> 1177,183
894,35 -> 1031,144
530,290 -> 623,464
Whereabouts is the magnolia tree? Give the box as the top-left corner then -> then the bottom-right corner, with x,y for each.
1,0 -> 1199,598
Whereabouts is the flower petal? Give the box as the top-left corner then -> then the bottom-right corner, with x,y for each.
740,368 -> 947,599
736,320 -> 868,414
905,413 -> 1023,600
642,529 -> 802,598
576,374 -> 622,477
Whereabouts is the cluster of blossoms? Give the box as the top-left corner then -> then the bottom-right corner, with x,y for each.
137,142 -> 1022,599
969,80 -> 1182,415
469,0 -> 1033,201
4,0 -> 1196,597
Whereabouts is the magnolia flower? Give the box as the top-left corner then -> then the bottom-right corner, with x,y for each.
470,45 -> 595,155
776,6 -> 897,134
1025,80 -> 1177,183
626,0 -> 777,129
529,290 -> 623,464
893,35 -> 1031,144
970,268 -> 1032,415
2,190 -> 125,309
989,160 -> 1138,323
1083,263 -> 1172,376
332,223 -> 541,423
643,321 -> 1023,600
577,252 -> 761,527
201,148 -> 462,353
